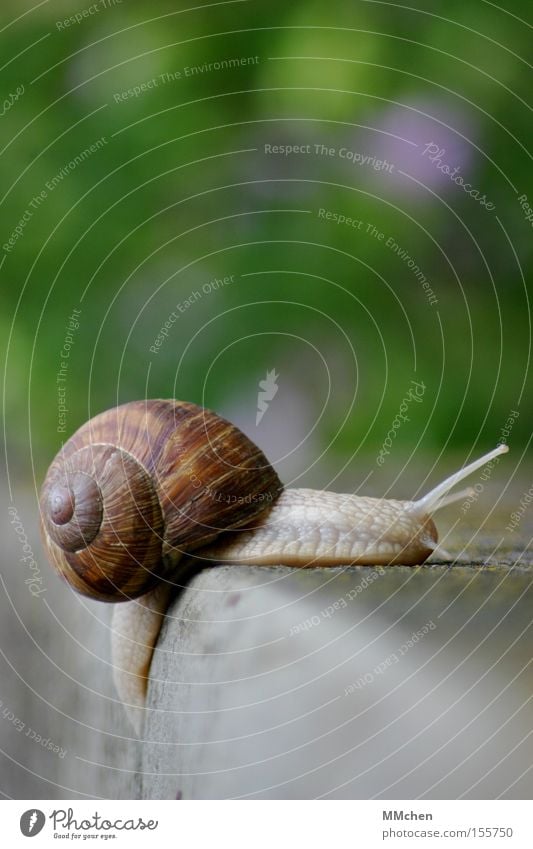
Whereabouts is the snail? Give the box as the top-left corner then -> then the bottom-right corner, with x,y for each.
39,399 -> 508,733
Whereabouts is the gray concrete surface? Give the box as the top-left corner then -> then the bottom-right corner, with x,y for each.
1,472 -> 531,799
0,483 -> 142,799
142,562 -> 532,799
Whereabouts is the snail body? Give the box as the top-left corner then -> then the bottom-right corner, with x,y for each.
39,399 -> 508,733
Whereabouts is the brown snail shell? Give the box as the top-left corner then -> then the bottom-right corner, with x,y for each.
40,400 -> 282,601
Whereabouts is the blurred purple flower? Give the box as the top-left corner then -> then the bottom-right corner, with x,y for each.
359,98 -> 478,197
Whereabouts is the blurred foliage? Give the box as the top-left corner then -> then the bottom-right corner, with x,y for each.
1,0 -> 531,479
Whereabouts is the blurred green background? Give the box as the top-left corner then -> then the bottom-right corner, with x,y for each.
1,0 -> 531,489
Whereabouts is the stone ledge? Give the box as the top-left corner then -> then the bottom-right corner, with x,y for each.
141,563 -> 533,799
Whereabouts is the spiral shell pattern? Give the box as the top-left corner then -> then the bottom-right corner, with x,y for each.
40,400 -> 282,601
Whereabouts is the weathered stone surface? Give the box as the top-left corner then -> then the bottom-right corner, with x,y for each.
142,560 -> 533,799
138,478 -> 533,799
2,479 -> 531,799
0,487 -> 141,799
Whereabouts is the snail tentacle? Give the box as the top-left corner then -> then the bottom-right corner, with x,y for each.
409,444 -> 508,516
